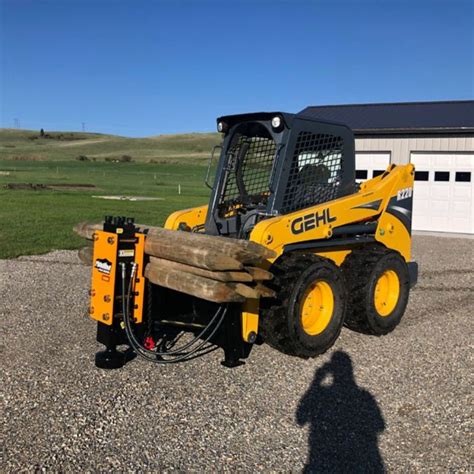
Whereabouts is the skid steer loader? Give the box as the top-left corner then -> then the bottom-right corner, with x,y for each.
84,110 -> 418,369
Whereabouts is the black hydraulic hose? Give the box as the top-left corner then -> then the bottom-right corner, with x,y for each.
162,332 -> 185,351
152,311 -> 225,363
126,309 -> 225,364
127,263 -> 223,355
173,344 -> 220,362
120,263 -> 226,363
121,265 -> 206,364
155,310 -> 223,355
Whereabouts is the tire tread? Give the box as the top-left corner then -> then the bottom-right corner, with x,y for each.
260,252 -> 344,358
342,244 -> 407,335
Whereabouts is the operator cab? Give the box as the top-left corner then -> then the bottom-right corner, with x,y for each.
205,111 -> 355,237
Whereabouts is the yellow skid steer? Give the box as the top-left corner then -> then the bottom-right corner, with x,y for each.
76,110 -> 417,368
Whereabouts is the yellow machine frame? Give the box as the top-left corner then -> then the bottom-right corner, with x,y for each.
164,164 -> 415,342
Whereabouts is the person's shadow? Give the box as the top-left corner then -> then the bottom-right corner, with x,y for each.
296,351 -> 386,473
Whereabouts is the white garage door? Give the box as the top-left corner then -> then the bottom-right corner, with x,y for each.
410,153 -> 474,234
355,153 -> 391,182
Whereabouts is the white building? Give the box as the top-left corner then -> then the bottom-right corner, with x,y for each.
300,101 -> 474,234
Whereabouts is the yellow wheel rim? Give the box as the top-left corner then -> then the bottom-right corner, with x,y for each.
374,270 -> 400,317
300,280 -> 334,336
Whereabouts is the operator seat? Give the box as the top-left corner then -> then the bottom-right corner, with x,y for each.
292,163 -> 332,209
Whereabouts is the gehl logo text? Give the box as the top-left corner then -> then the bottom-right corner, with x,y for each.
291,208 -> 337,235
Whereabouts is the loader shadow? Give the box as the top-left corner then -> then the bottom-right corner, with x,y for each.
296,351 -> 386,473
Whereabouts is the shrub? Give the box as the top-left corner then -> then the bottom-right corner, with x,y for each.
104,155 -> 133,163
76,155 -> 89,161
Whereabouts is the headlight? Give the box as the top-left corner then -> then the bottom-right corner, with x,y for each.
271,116 -> 282,129
217,121 -> 226,133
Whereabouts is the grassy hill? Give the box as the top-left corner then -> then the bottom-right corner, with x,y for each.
0,128 -> 221,163
0,128 -> 223,258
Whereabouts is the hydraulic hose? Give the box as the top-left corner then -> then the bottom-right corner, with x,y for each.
120,262 -> 226,364
127,263 -> 224,356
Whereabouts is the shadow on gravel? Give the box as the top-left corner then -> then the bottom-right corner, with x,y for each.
296,351 -> 385,473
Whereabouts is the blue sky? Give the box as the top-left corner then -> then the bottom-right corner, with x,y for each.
1,0 -> 473,136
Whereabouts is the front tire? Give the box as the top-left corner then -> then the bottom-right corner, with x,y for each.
342,245 -> 410,335
260,253 -> 346,358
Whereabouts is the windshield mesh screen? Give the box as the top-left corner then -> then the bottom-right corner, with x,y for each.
219,132 -> 276,216
281,131 -> 343,214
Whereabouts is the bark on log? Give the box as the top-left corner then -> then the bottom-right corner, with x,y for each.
227,283 -> 275,299
244,266 -> 274,281
143,226 -> 276,262
73,222 -> 276,263
228,283 -> 260,300
145,239 -> 243,271
73,222 -> 102,240
254,283 -> 277,298
148,257 -> 253,282
144,264 -> 245,303
78,246 -> 93,266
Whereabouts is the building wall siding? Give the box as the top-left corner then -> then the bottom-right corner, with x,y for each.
355,136 -> 474,163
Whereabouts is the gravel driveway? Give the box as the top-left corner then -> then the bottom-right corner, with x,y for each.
1,236 -> 472,472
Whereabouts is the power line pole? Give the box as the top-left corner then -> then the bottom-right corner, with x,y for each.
82,122 -> 86,132
14,118 -> 20,128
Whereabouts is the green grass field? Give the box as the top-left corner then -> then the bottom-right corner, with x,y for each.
0,129 -> 220,258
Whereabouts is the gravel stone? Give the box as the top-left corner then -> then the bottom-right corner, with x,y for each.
1,236 -> 473,471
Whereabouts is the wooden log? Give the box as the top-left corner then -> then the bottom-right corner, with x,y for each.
143,226 -> 276,262
73,222 -> 102,240
148,257 -> 253,282
78,246 -> 93,266
228,283 -> 260,300
73,222 -> 277,267
73,222 -> 276,260
227,283 -> 275,299
144,264 -> 245,303
254,283 -> 277,298
244,266 -> 274,281
145,239 -> 243,271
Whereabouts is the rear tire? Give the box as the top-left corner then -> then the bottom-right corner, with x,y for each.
260,253 -> 346,358
342,245 -> 410,335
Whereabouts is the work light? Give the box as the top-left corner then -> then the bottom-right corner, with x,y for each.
271,116 -> 282,129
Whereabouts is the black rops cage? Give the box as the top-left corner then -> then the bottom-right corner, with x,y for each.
205,111 -> 355,237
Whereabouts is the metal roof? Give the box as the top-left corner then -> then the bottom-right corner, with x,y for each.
297,100 -> 474,136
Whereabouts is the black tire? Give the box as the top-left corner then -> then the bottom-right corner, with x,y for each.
342,245 -> 410,335
260,252 -> 346,358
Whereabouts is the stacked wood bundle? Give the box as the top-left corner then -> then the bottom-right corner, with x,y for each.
74,222 -> 276,303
